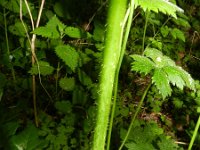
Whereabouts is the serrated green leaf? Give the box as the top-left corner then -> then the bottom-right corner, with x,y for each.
144,47 -> 163,61
33,26 -> 60,39
64,27 -> 91,39
55,45 -> 79,72
144,48 -> 176,68
135,0 -> 184,18
131,55 -> 155,74
32,16 -> 66,39
29,61 -> 54,76
152,69 -> 172,99
59,77 -> 75,91
176,66 -> 195,91
171,28 -> 185,42
163,66 -> 185,90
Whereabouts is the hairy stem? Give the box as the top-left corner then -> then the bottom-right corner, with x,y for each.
106,1 -> 136,149
92,0 -> 128,149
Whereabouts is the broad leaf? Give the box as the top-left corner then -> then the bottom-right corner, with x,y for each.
163,66 -> 185,90
152,69 -> 172,99
29,61 -> 54,76
33,16 -> 66,39
131,55 -> 155,75
55,45 -> 79,72
134,0 -> 184,18
64,27 -> 92,39
59,77 -> 75,91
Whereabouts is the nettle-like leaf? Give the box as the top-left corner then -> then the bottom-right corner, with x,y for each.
55,45 -> 79,72
131,47 -> 195,99
29,61 -> 54,76
33,15 -> 66,39
59,77 -> 75,91
64,27 -> 92,39
134,0 -> 184,18
130,55 -> 155,75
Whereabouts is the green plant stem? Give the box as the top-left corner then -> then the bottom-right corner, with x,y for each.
3,9 -> 16,83
106,1 -> 136,149
119,82 -> 151,150
142,10 -> 150,52
188,113 -> 200,150
92,0 -> 128,149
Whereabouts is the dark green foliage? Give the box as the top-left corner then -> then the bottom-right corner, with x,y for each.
0,0 -> 200,149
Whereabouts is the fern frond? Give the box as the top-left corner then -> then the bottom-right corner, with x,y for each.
135,0 -> 184,18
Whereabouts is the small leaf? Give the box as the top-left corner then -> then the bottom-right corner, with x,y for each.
152,69 -> 172,99
131,55 -> 155,75
32,15 -> 66,39
29,61 -> 54,76
59,77 -> 75,91
171,28 -> 185,42
55,45 -> 79,72
64,27 -> 91,39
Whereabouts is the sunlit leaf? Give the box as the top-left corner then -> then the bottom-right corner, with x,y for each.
163,66 -> 185,90
131,55 -> 155,75
152,69 -> 172,99
134,0 -> 184,18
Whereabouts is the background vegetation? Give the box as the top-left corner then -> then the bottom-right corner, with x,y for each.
0,0 -> 200,149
